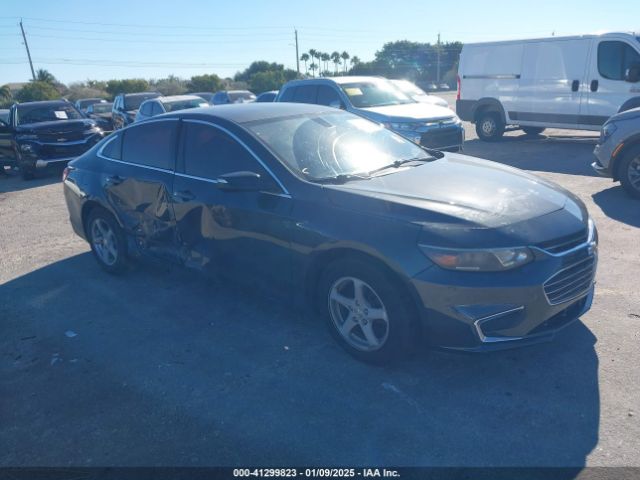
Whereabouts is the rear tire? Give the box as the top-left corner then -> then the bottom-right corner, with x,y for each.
87,208 -> 128,274
318,258 -> 415,364
475,111 -> 505,141
618,145 -> 640,199
522,126 -> 545,135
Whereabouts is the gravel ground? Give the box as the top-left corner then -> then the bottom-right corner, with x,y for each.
1,93 -> 638,467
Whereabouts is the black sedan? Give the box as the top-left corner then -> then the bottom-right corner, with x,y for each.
63,103 -> 597,363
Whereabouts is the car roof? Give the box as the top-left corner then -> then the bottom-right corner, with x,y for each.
123,91 -> 160,97
167,102 -> 338,124
157,94 -> 205,102
283,76 -> 392,88
15,100 -> 69,108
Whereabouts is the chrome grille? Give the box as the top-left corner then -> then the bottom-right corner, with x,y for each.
544,255 -> 596,305
537,229 -> 588,254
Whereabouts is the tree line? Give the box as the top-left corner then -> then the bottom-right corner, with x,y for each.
0,40 -> 463,107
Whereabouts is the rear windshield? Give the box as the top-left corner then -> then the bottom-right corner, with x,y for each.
162,98 -> 208,112
229,91 -> 256,102
16,104 -> 84,125
124,93 -> 160,111
91,103 -> 113,113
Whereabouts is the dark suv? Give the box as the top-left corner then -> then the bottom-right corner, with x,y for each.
0,100 -> 103,179
111,92 -> 161,130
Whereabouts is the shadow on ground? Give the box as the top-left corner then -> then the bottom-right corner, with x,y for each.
1,254 -> 600,468
592,186 -> 640,228
463,133 -> 599,177
0,166 -> 64,194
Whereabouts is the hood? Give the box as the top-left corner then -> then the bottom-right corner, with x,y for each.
324,154 -> 588,246
413,94 -> 449,108
16,119 -> 97,135
608,106 -> 640,123
354,102 -> 455,122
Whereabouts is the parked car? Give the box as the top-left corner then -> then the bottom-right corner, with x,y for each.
62,103 -> 597,363
418,82 -> 438,92
0,109 -> 11,169
112,92 -> 161,130
86,102 -> 114,132
75,98 -> 107,114
135,95 -> 209,122
593,106 -> 640,198
276,76 -> 464,151
211,90 -> 256,105
438,83 -> 450,91
256,90 -> 279,102
457,32 -> 640,141
191,92 -> 215,104
0,100 -> 103,179
390,79 -> 448,108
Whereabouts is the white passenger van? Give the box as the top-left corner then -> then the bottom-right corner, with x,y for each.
456,32 -> 640,141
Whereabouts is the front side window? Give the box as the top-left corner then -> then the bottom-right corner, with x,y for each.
122,120 -> 177,170
279,87 -> 296,102
140,102 -> 153,116
598,41 -> 640,80
162,98 -> 208,112
316,85 -> 341,106
244,111 -> 431,180
183,122 -> 267,181
340,80 -> 414,108
16,104 -> 84,125
292,85 -> 318,104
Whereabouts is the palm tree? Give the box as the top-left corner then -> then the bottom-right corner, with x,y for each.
331,51 -> 341,75
308,49 -> 318,77
320,53 -> 331,76
35,69 -> 55,84
341,51 -> 351,74
300,53 -> 310,75
0,84 -> 12,105
309,62 -> 318,77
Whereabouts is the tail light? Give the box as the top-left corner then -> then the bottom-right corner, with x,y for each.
456,75 -> 461,101
62,166 -> 72,182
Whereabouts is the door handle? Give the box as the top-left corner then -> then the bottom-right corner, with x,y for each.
172,190 -> 195,202
590,79 -> 599,92
105,175 -> 124,186
571,80 -> 579,92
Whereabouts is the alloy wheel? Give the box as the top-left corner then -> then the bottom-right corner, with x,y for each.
628,155 -> 640,191
91,218 -> 118,266
328,276 -> 390,352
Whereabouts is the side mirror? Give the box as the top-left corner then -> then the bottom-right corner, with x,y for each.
216,171 -> 266,192
0,120 -> 11,133
625,64 -> 640,83
329,100 -> 345,109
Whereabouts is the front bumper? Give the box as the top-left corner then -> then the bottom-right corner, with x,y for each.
592,143 -> 614,178
411,242 -> 597,351
17,134 -> 102,170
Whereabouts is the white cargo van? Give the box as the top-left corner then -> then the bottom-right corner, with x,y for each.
457,32 -> 640,141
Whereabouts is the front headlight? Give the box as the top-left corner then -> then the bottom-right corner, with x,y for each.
601,122 -> 617,143
17,134 -> 38,140
84,126 -> 103,135
419,245 -> 534,271
386,122 -> 419,131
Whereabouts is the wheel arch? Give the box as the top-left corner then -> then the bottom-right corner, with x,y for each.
472,98 -> 507,124
80,199 -> 123,239
618,97 -> 640,114
612,136 -> 640,181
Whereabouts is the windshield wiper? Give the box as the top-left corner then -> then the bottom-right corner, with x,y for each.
309,173 -> 371,184
368,156 -> 435,176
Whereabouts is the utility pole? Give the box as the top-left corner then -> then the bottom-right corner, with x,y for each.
19,19 -> 36,81
294,28 -> 300,76
436,32 -> 441,83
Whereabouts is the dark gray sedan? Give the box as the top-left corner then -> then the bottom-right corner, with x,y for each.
62,103 -> 597,363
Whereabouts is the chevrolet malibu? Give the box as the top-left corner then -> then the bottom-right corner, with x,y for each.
63,103 -> 597,363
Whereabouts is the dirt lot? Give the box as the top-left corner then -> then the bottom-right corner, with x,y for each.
1,92 -> 639,467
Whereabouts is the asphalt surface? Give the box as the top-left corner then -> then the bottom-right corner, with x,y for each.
1,91 -> 639,467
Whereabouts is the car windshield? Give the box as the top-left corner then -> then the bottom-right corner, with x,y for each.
245,111 -> 432,180
392,80 -> 426,97
340,80 -> 414,108
229,91 -> 256,102
91,103 -> 112,113
124,94 -> 159,110
79,99 -> 103,108
16,104 -> 84,125
162,98 -> 208,112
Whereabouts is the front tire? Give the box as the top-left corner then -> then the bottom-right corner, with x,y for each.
522,126 -> 545,135
475,111 -> 505,142
87,208 -> 128,274
618,145 -> 640,199
318,259 -> 414,364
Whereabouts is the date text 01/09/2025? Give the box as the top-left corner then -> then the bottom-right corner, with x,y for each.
232,468 -> 401,478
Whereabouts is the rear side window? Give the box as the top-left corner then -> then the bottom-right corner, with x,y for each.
101,134 -> 122,160
292,85 -> 318,104
279,87 -> 296,102
140,102 -> 152,116
316,85 -> 341,106
598,41 -> 640,80
122,120 -> 177,170
151,103 -> 164,116
183,122 -> 266,180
